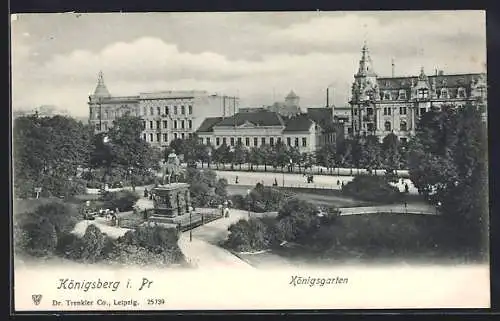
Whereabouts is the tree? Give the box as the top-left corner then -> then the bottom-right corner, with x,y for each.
360,135 -> 382,173
408,104 -> 488,248
213,144 -> 230,169
13,114 -> 91,198
233,143 -> 247,170
260,144 -> 274,172
248,147 -> 263,171
381,133 -> 400,178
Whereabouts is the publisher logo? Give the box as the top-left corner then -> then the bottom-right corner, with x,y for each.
32,294 -> 42,306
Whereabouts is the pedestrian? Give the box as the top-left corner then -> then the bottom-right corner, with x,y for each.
235,176 -> 239,184
144,188 -> 148,198
341,181 -> 344,188
404,183 -> 409,194
404,200 -> 407,209
337,180 -> 340,186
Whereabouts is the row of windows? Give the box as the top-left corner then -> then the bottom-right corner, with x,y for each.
355,120 -> 408,132
143,120 -> 193,130
90,109 -> 135,120
142,132 -> 193,142
382,88 -> 468,101
143,105 -> 193,117
203,136 -> 308,148
354,106 -> 408,116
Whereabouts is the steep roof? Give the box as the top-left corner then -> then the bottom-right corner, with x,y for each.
377,73 -> 484,90
196,117 -> 224,132
215,110 -> 284,127
283,113 -> 313,132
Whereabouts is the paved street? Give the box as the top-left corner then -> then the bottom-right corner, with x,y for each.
214,170 -> 420,195
338,202 -> 436,216
72,217 -> 131,240
177,209 -> 254,270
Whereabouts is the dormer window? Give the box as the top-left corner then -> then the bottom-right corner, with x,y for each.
383,91 -> 391,100
417,88 -> 429,99
457,87 -> 467,98
440,88 -> 449,99
398,90 -> 407,100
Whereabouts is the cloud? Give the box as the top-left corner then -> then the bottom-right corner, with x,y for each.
11,11 -> 486,118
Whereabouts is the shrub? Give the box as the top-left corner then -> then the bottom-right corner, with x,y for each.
342,174 -> 402,203
275,198 -> 322,243
229,194 -> 246,210
245,185 -> 290,213
62,225 -> 116,262
33,202 -> 80,236
117,224 -> 184,261
108,243 -> 183,266
99,190 -> 140,212
225,217 -> 278,252
14,215 -> 58,257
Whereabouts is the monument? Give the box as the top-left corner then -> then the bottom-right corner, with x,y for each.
147,153 -> 193,225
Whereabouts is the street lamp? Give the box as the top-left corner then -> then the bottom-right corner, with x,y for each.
188,205 -> 193,242
246,189 -> 251,219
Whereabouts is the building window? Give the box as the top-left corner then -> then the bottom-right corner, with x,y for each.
367,123 -> 374,132
156,121 -> 160,129
174,133 -> 178,139
302,137 -> 307,147
181,133 -> 185,140
417,88 -> 429,99
143,133 -> 146,141
149,121 -> 153,129
174,106 -> 178,114
163,133 -> 168,142
245,137 -> 250,146
270,137 -> 274,146
254,137 -> 258,146
174,120 -> 177,129
150,107 -> 154,115
188,105 -> 193,114
287,137 -> 291,146
157,107 -> 161,115
384,121 -> 392,132
188,120 -> 192,129
440,88 -> 449,99
277,137 -> 282,145
420,107 -> 426,116
207,137 -> 211,145
149,133 -> 153,142
104,123 -> 108,130
261,137 -> 266,145
457,88 -> 466,98
156,133 -> 160,142
400,137 -> 408,144
143,107 -> 147,115
142,121 -> 146,129
383,107 -> 392,116
223,137 -> 227,145
399,107 -> 407,115
295,137 -> 299,147
237,137 -> 242,145
400,121 -> 407,131
181,106 -> 185,115
104,110 -> 109,119
163,120 -> 168,129
398,90 -> 407,100
230,137 -> 235,146
181,120 -> 185,129
383,92 -> 391,100
165,106 -> 169,115
367,107 -> 373,115
216,137 -> 220,146
354,109 -> 358,116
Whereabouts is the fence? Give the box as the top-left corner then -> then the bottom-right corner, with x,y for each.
192,163 -> 410,178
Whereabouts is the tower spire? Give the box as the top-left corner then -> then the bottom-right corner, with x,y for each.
93,70 -> 111,97
357,41 -> 376,77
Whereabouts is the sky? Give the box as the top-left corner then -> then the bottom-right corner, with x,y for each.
11,11 -> 486,118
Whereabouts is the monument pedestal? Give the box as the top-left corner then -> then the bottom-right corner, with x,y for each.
148,183 -> 192,225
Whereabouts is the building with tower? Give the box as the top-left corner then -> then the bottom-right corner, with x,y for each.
87,71 -> 239,148
267,90 -> 302,118
348,42 -> 487,142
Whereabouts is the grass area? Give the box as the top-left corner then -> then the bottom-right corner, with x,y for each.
117,211 -> 146,229
271,213 -> 488,265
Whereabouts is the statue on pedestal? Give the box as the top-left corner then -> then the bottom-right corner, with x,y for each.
162,152 -> 181,185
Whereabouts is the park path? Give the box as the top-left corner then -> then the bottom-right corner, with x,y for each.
177,209 -> 254,270
338,202 -> 436,216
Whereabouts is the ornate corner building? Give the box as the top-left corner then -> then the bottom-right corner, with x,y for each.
348,42 -> 487,142
88,71 -> 239,148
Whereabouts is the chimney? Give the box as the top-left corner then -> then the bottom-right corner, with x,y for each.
391,58 -> 395,77
326,87 -> 329,107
